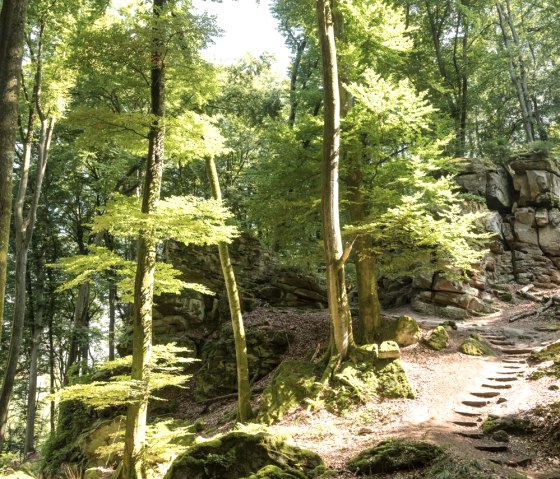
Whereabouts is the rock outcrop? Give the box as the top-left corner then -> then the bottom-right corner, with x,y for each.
410,150 -> 560,316
152,235 -> 327,346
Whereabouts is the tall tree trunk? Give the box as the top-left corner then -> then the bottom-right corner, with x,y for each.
288,38 -> 307,129
108,278 -> 117,361
316,0 -> 353,361
0,100 -> 54,451
120,1 -> 166,477
64,282 -> 90,383
0,0 -> 28,342
346,157 -> 381,344
205,157 -> 253,422
24,252 -> 45,456
496,2 -> 534,143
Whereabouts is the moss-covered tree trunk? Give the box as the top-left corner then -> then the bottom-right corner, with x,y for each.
0,0 -> 28,343
316,0 -> 353,361
205,156 -> 253,422
120,1 -> 166,477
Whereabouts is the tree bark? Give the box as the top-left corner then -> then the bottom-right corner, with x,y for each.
120,1 -> 166,477
0,83 -> 54,451
24,252 -> 45,456
0,0 -> 28,343
205,156 -> 253,422
496,2 -> 534,143
346,159 -> 381,343
316,0 -> 353,361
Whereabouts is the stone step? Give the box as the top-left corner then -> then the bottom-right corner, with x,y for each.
496,371 -> 519,375
481,335 -> 507,340
451,421 -> 478,427
455,432 -> 484,439
482,383 -> 512,390
488,377 -> 518,382
474,444 -> 509,452
501,365 -> 523,369
490,340 -> 515,346
489,456 -> 532,467
462,400 -> 490,408
499,348 -> 534,355
455,410 -> 482,417
470,391 -> 500,398
502,358 -> 526,363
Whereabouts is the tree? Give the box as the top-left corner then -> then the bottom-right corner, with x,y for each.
316,0 -> 354,361
205,155 -> 253,422
120,0 -> 167,476
0,12 -> 56,449
0,0 -> 28,343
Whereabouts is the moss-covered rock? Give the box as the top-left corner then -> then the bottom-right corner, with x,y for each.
460,334 -> 493,356
379,316 -> 421,347
259,360 -> 319,425
163,431 -> 327,479
425,326 -> 449,351
531,340 -> 560,362
197,325 -> 291,400
375,360 -> 415,399
482,415 -> 533,435
41,400 -> 99,477
530,340 -> 560,379
378,341 -> 400,360
348,439 -> 443,474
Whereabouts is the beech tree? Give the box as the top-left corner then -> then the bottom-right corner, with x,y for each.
0,0 -> 28,344
316,0 -> 354,360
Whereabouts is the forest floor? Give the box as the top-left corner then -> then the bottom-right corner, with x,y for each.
178,286 -> 560,479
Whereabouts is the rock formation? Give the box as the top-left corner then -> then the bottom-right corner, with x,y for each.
410,149 -> 560,316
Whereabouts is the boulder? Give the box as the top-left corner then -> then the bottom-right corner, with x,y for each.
538,224 -> 560,256
460,334 -> 492,356
378,341 -> 401,360
197,325 -> 291,400
425,326 -> 449,351
164,431 -> 327,479
259,360 -> 318,425
392,315 -> 421,347
348,439 -> 443,475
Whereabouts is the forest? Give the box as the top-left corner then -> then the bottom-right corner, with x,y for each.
0,0 -> 559,478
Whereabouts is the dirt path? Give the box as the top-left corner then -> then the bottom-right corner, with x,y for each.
263,300 -> 560,479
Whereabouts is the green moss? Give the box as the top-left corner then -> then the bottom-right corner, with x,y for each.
379,316 -> 421,347
198,326 -> 291,400
530,341 -> 560,379
424,455 -> 489,478
164,431 -> 327,479
482,415 -> 533,435
41,401 -> 99,477
425,326 -> 449,351
375,360 -> 415,399
247,464 -> 307,478
460,336 -> 492,356
348,439 -> 443,474
258,361 -> 320,425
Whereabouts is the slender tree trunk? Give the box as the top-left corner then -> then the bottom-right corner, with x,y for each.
316,0 -> 353,361
0,108 -> 54,451
0,0 -> 28,342
65,282 -> 90,383
496,2 -> 534,143
288,38 -> 307,129
24,253 -> 45,456
121,1 -> 166,477
205,157 -> 253,422
108,278 -> 117,361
